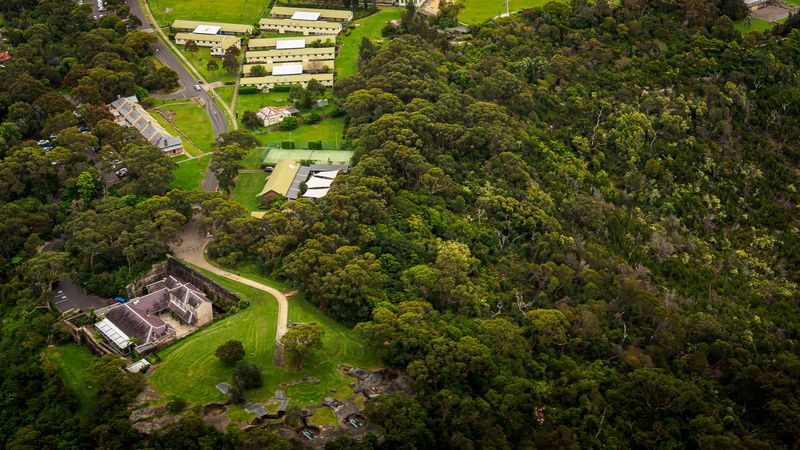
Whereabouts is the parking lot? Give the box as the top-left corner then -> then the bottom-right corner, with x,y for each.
52,279 -> 109,313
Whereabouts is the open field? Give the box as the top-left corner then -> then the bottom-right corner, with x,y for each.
459,0 -> 552,24
151,0 -> 268,27
169,154 -> 211,191
263,148 -> 353,165
45,344 -> 96,416
231,171 -> 267,210
255,116 -> 346,148
734,17 -> 774,33
336,9 -> 404,79
149,267 -> 380,407
151,100 -> 216,154
179,47 -> 238,84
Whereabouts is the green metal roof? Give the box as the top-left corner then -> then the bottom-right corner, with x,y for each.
257,159 -> 300,197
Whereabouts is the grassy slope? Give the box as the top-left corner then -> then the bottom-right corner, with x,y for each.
231,171 -> 267,210
151,0 -> 267,27
169,154 -> 211,190
459,0 -> 553,24
336,9 -> 404,79
151,101 -> 215,155
149,267 -> 380,407
45,344 -> 97,415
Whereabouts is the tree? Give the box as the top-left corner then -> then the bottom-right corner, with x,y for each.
280,322 -> 324,369
76,167 -> 103,202
210,143 -> 248,195
232,360 -> 263,389
184,40 -> 199,54
223,47 -> 240,74
206,59 -> 219,73
250,64 -> 267,77
242,110 -> 261,128
215,340 -> 245,365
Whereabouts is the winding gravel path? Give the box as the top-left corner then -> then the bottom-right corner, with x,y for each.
171,217 -> 289,344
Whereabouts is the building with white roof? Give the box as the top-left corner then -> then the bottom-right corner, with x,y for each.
240,73 -> 334,91
259,17 -> 342,36
243,60 -> 334,76
246,47 -> 335,64
270,6 -> 353,22
171,19 -> 253,35
248,36 -> 335,50
175,33 -> 241,56
272,63 -> 304,76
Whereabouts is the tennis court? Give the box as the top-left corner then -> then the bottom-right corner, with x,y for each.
263,149 -> 354,165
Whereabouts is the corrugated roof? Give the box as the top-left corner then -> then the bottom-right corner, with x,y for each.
172,20 -> 252,34
305,176 -> 333,189
248,36 -> 334,49
243,60 -> 334,75
194,24 -> 221,34
246,47 -> 335,59
272,64 -> 304,75
276,39 -> 307,49
259,17 -> 342,32
270,6 -> 353,20
292,11 -> 321,21
258,159 -> 301,197
240,73 -> 334,86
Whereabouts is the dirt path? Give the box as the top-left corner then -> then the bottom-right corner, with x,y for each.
171,217 -> 290,344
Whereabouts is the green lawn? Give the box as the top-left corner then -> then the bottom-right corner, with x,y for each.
151,0 -> 268,27
336,9 -> 404,79
734,17 -> 775,34
180,47 -> 238,84
45,344 -> 97,416
231,171 -> 267,210
459,0 -> 553,24
153,101 -> 217,152
149,267 -> 380,407
255,116 -> 346,148
169,154 -> 211,191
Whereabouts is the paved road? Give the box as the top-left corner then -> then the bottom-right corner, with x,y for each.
53,279 -> 110,313
171,217 -> 290,344
127,0 -> 222,191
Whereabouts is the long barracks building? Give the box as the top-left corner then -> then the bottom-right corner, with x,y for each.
245,47 -> 336,64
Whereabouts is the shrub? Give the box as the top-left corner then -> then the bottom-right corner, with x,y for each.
281,141 -> 295,149
308,141 -> 322,150
215,340 -> 245,365
238,86 -> 259,95
304,111 -> 321,124
242,110 -> 261,128
280,116 -> 298,131
167,398 -> 187,413
273,85 -> 292,92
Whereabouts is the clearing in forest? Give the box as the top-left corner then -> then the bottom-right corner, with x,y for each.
149,267 -> 380,408
459,0 -> 553,24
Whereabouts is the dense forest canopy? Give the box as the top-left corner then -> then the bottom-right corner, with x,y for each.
1,0 -> 800,448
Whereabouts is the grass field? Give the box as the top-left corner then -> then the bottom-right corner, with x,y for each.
151,0 -> 268,27
151,100 -> 215,154
336,9 -> 404,79
734,17 -> 774,34
231,171 -> 267,210
459,0 -> 552,24
180,47 -> 238,84
169,154 -> 211,191
255,116 -> 346,148
149,267 -> 380,407
45,344 -> 96,416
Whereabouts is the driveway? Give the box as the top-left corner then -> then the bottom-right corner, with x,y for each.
171,217 -> 290,343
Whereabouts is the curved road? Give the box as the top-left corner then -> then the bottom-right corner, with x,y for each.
127,0 -> 223,191
171,217 -> 290,344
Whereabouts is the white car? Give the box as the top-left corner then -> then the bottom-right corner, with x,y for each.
193,84 -> 202,91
